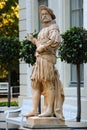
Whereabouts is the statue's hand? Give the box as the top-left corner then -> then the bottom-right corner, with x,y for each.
27,34 -> 34,42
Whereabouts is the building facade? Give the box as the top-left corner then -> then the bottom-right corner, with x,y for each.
19,0 -> 87,120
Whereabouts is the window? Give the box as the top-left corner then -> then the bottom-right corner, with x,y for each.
70,64 -> 84,87
38,0 -> 48,30
38,0 -> 48,6
70,0 -> 83,87
70,0 -> 83,27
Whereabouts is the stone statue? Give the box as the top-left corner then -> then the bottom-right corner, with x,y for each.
24,5 -> 65,120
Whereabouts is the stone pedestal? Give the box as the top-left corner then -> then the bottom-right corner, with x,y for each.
19,119 -> 87,130
19,116 -> 87,130
22,116 -> 67,130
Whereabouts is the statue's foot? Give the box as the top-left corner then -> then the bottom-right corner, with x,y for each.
23,111 -> 39,117
58,115 -> 65,121
54,113 -> 65,121
38,112 -> 53,117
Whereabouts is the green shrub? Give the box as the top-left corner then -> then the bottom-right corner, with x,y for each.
58,27 -> 87,64
20,31 -> 38,66
0,101 -> 18,106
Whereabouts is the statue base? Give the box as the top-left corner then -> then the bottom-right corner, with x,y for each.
23,116 -> 67,129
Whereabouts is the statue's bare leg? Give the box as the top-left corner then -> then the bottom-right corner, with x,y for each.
39,81 -> 55,117
24,80 -> 41,117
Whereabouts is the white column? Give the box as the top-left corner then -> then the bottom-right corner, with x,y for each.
26,0 -> 38,33
83,0 -> 87,98
83,0 -> 87,29
19,0 -> 33,103
84,64 -> 87,98
55,0 -> 64,82
26,0 -> 32,98
26,0 -> 32,34
48,0 -> 62,29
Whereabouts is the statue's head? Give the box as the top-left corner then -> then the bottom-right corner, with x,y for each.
39,5 -> 56,23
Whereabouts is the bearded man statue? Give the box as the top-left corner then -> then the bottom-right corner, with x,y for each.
24,5 -> 65,120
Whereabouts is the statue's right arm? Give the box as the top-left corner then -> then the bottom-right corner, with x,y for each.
27,34 -> 37,45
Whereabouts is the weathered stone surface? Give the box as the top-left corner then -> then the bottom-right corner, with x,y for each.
19,120 -> 87,130
20,128 -> 70,130
24,116 -> 66,128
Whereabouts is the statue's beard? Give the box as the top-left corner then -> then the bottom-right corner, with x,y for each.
41,16 -> 52,23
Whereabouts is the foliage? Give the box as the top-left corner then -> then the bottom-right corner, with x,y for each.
0,0 -> 19,86
0,0 -> 19,37
0,36 -> 20,86
0,65 -> 8,79
20,32 -> 38,66
58,27 -> 87,64
0,36 -> 21,70
0,101 -> 18,106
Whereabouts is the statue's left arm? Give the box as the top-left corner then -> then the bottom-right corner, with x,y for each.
37,28 -> 61,53
48,28 -> 61,49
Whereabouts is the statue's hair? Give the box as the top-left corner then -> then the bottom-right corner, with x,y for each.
39,5 -> 56,20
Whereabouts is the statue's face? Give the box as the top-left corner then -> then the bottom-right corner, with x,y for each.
40,9 -> 52,23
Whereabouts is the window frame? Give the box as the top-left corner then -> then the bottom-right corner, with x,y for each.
70,0 -> 84,87
70,0 -> 83,27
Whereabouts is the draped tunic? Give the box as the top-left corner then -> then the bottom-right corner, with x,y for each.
31,22 -> 61,82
